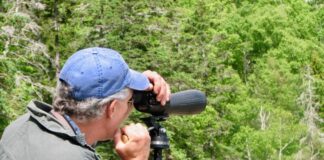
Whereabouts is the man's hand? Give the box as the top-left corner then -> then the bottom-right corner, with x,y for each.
114,123 -> 150,160
143,70 -> 171,106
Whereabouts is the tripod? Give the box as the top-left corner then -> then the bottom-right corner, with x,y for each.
142,115 -> 169,160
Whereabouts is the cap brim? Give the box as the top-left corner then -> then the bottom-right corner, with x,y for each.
127,69 -> 150,91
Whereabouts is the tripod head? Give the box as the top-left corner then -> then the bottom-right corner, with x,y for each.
141,115 -> 169,160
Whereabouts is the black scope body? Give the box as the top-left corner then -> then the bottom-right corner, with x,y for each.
133,89 -> 207,116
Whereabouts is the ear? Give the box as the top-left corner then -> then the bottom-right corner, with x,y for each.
105,100 -> 117,119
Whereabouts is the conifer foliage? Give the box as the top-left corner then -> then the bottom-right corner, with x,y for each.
0,0 -> 323,159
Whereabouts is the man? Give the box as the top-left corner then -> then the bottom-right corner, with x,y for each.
0,47 -> 170,160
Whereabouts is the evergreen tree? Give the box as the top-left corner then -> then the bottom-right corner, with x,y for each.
0,0 -> 323,159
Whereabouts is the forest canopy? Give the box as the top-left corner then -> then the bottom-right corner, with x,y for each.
0,0 -> 323,159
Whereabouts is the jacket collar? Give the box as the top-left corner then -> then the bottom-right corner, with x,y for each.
27,100 -> 89,148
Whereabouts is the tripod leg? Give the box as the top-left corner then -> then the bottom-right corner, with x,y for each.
153,149 -> 162,160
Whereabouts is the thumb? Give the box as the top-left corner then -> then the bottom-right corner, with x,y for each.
147,83 -> 153,91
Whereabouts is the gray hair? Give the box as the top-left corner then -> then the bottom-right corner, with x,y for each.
53,80 -> 131,122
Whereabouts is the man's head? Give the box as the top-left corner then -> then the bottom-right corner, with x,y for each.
53,47 -> 150,122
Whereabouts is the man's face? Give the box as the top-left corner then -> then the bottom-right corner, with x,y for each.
104,91 -> 134,139
115,92 -> 134,123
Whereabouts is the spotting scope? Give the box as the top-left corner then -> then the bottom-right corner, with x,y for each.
133,89 -> 207,116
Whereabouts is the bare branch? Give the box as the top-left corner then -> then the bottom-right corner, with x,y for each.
279,140 -> 293,160
246,145 -> 252,160
15,75 -> 55,97
259,106 -> 270,130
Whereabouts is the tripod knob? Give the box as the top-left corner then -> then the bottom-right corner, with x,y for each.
150,126 -> 169,149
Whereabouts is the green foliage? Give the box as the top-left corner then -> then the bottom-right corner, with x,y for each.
167,106 -> 220,159
1,0 -> 323,159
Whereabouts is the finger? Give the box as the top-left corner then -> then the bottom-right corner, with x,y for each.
142,71 -> 155,91
166,84 -> 171,101
134,123 -> 150,141
122,135 -> 129,143
114,129 -> 125,148
151,72 -> 162,95
142,70 -> 155,83
143,70 -> 162,94
121,124 -> 143,142
160,83 -> 171,106
147,83 -> 153,91
135,123 -> 147,130
121,123 -> 138,137
156,78 -> 167,105
114,129 -> 122,143
142,70 -> 171,105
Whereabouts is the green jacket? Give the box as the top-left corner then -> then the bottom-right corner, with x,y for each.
0,100 -> 100,160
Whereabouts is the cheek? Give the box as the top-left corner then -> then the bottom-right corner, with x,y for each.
118,107 -> 132,124
118,106 -> 131,123
125,106 -> 133,117
128,106 -> 134,113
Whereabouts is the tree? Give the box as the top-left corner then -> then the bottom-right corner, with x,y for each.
295,66 -> 323,160
0,0 -> 54,135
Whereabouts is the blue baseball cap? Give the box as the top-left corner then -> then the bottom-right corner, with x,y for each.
59,47 -> 150,100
